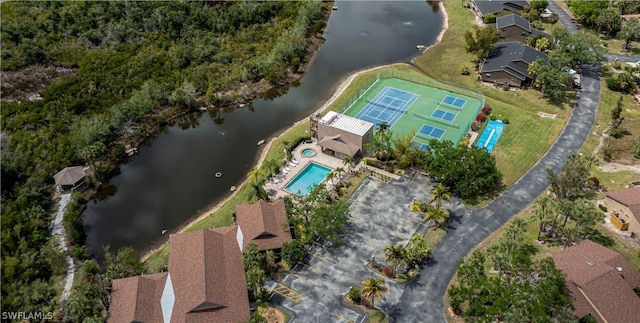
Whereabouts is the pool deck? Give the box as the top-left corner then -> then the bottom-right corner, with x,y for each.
264,141 -> 346,199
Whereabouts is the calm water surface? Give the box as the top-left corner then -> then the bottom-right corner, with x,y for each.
83,1 -> 443,260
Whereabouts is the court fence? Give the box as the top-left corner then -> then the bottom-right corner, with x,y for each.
335,75 -> 379,114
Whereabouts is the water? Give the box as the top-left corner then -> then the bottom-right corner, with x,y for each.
284,163 -> 332,196
476,120 -> 505,153
83,1 -> 444,260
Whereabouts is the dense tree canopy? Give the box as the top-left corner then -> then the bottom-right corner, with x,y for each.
567,0 -> 609,27
423,139 -> 502,200
464,26 -> 499,61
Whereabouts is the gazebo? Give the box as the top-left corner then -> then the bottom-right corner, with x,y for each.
53,166 -> 87,192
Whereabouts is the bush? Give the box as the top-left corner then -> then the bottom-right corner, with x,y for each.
347,287 -> 361,304
482,106 -> 491,114
383,266 -> 394,278
483,13 -> 496,24
490,115 -> 497,120
611,61 -> 622,70
502,118 -> 509,124
281,240 -> 305,266
459,136 -> 469,147
602,147 -> 612,160
502,83 -> 510,91
476,113 -> 486,122
610,127 -> 631,138
548,13 -> 559,24
459,64 -> 470,75
471,121 -> 481,131
598,204 -> 608,212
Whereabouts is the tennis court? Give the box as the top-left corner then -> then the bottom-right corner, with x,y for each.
342,75 -> 484,148
441,95 -> 467,108
354,86 -> 419,127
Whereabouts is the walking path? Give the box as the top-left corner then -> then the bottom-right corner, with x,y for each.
386,2 -> 602,321
51,194 -> 75,305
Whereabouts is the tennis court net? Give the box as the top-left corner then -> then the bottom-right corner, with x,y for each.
365,99 -> 408,114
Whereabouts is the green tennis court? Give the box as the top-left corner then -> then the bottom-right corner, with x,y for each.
342,77 -> 483,148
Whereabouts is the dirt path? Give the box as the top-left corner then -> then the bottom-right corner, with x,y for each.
51,194 -> 75,304
598,162 -> 640,174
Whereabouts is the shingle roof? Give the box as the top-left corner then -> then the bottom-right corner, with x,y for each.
480,42 -> 547,78
551,239 -> 640,323
496,13 -> 531,32
319,134 -> 361,156
473,0 -> 530,16
109,273 -> 168,323
606,186 -> 640,223
108,227 -> 250,323
321,111 -> 374,137
236,199 -> 292,251
53,166 -> 86,185
169,227 -> 249,323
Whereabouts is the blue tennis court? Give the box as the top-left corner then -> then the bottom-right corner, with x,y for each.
431,108 -> 457,122
418,124 -> 446,139
355,86 -> 419,127
441,95 -> 467,108
476,120 -> 505,153
411,141 -> 430,151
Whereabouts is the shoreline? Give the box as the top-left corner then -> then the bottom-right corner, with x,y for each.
141,3 -> 450,262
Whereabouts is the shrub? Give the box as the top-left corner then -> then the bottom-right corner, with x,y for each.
548,13 -> 559,24
598,204 -> 608,212
383,266 -> 394,278
611,61 -> 622,70
482,106 -> 491,114
347,287 -> 362,304
471,121 -> 481,131
476,113 -> 486,122
502,83 -> 510,91
602,147 -> 612,160
459,136 -> 469,147
483,13 -> 496,24
459,64 -> 470,75
610,127 -> 631,138
490,115 -> 497,120
502,118 -> 509,124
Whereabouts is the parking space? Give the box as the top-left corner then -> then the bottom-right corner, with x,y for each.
270,171 -> 438,322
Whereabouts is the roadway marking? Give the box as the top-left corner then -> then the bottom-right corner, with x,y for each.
299,263 -> 320,273
290,273 -> 314,285
273,283 -> 303,303
314,241 -> 335,252
308,252 -> 335,264
333,313 -> 355,323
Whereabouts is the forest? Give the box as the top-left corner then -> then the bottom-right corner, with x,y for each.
0,0 -> 328,318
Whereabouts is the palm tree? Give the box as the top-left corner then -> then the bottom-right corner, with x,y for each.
342,156 -> 355,172
263,159 -> 280,179
334,167 -> 345,182
247,167 -> 264,185
383,245 -> 407,277
533,196 -> 554,240
245,267 -> 267,300
248,182 -> 269,202
360,277 -> 388,308
429,183 -> 451,208
424,206 -> 449,228
326,171 -> 337,186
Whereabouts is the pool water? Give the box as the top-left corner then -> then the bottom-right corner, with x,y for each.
285,163 -> 332,196
476,120 -> 505,153
302,149 -> 315,157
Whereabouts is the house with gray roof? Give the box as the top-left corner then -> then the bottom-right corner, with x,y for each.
496,13 -> 549,43
470,0 -> 530,17
480,41 -> 547,87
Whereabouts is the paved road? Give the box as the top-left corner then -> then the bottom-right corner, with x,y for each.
386,2 -> 601,322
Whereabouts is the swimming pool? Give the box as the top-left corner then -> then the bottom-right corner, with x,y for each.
284,163 -> 332,196
475,120 -> 505,153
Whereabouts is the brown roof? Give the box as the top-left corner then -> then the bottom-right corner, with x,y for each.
109,273 -> 168,323
319,134 -> 360,156
236,199 -> 292,251
53,166 -> 86,185
169,227 -> 249,323
108,227 -> 249,323
606,186 -> 640,223
551,239 -> 640,323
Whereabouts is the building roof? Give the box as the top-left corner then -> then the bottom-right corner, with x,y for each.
496,13 -> 531,32
53,166 -> 86,185
481,42 -> 547,78
321,111 -> 374,137
551,239 -> 640,323
319,134 -> 361,156
109,273 -> 168,323
109,227 -> 249,323
473,0 -> 530,16
606,186 -> 640,223
168,227 -> 249,323
235,199 -> 292,251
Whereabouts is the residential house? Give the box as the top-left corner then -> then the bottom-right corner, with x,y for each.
496,14 -> 549,43
480,41 -> 547,87
235,199 -> 292,252
605,186 -> 640,237
470,0 -> 530,18
310,111 -> 374,159
109,227 -> 250,323
53,166 -> 87,192
551,239 -> 640,323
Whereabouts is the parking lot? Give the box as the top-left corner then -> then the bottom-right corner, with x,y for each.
270,171 -> 436,322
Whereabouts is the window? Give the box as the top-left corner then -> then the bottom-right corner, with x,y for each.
485,73 -> 491,77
